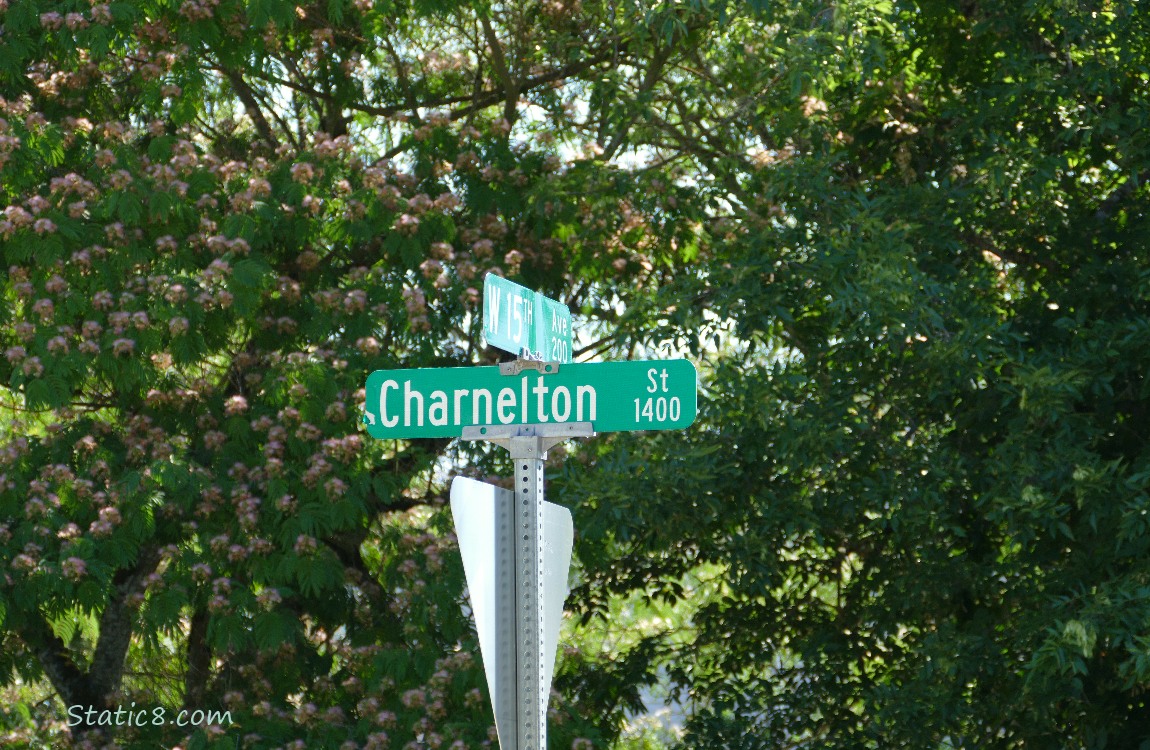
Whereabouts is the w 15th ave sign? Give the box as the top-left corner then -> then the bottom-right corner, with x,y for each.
483,273 -> 573,363
363,359 -> 697,439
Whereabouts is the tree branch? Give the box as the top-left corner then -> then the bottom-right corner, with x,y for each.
217,65 -> 280,148
479,13 -> 519,125
88,545 -> 164,698
183,606 -> 211,709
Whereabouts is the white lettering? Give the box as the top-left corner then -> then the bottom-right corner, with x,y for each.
453,389 -> 468,425
576,385 -> 596,422
647,367 -> 658,393
429,390 -> 448,426
473,388 -> 493,424
498,388 -> 516,424
512,295 -> 523,343
404,380 -> 424,427
532,377 -> 550,422
551,386 -> 571,422
380,380 -> 399,427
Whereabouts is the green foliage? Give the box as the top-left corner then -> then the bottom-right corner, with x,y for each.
554,0 -> 1150,747
3,0 -> 1150,746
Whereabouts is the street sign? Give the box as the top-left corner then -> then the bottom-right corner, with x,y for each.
451,476 -> 573,750
483,274 -> 572,362
363,359 -> 697,439
363,280 -> 697,749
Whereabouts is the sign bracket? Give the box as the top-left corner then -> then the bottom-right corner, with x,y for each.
462,422 -> 594,454
499,359 -> 562,377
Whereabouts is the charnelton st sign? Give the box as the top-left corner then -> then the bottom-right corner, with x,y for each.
362,359 -> 696,438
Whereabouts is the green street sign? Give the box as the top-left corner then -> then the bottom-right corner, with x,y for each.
482,274 -> 572,362
363,359 -> 697,439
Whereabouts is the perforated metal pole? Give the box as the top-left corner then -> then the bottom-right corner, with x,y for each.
510,433 -> 547,750
462,419 -> 593,750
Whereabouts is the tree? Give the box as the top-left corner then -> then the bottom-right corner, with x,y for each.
557,0 -> 1150,747
0,0 -> 709,747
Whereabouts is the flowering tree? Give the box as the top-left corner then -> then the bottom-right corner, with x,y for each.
0,0 -> 710,747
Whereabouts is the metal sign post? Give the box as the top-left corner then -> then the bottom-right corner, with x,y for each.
457,418 -> 592,750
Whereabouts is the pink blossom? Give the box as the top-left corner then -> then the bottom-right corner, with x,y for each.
109,311 -> 130,332
44,272 -> 67,293
256,587 -> 282,607
401,286 -> 426,315
4,205 -> 32,226
324,477 -> 348,499
290,162 -> 314,183
224,395 -> 248,415
31,298 -> 54,320
407,193 -> 432,213
343,289 -> 367,312
22,357 -> 44,376
112,338 -> 135,356
365,732 -> 390,750
471,239 -> 494,258
298,250 -> 320,270
356,337 -> 381,355
395,213 -> 419,234
62,557 -> 87,580
248,177 -> 271,197
434,192 -> 460,211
